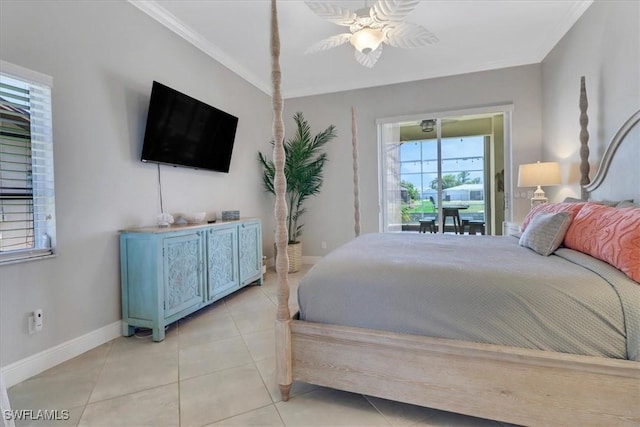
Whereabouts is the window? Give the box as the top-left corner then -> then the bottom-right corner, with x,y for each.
0,61 -> 56,264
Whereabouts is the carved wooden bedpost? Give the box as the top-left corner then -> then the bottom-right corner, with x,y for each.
271,0 -> 293,402
352,107 -> 361,237
579,76 -> 590,200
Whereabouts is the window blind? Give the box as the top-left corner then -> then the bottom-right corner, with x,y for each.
0,62 -> 55,263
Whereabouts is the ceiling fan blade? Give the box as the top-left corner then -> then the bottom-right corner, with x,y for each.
371,0 -> 420,24
354,45 -> 383,68
305,1 -> 358,26
384,22 -> 439,48
305,33 -> 352,54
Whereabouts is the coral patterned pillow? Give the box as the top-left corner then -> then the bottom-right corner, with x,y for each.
564,203 -> 640,283
521,202 -> 586,232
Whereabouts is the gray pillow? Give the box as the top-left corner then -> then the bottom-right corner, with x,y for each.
562,197 -> 583,203
564,197 -> 635,207
519,212 -> 572,256
593,199 -> 631,207
616,200 -> 639,208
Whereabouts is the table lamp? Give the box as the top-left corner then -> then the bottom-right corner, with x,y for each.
517,161 -> 561,207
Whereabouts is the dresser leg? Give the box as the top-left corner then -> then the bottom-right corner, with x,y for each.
152,325 -> 165,342
122,323 -> 135,337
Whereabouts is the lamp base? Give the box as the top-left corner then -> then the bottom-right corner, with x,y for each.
531,186 -> 548,207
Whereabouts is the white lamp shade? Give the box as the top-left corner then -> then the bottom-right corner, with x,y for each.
350,28 -> 384,54
517,161 -> 561,187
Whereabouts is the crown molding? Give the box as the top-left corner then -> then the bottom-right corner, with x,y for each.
127,0 -> 271,95
533,0 -> 594,61
127,0 -> 593,100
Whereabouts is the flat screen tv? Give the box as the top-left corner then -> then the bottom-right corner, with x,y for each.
141,81 -> 238,173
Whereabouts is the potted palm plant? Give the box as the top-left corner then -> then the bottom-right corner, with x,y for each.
258,112 -> 337,272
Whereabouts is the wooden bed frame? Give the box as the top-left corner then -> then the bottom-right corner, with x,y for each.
270,2 -> 639,425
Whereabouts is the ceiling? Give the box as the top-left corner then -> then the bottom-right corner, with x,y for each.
129,0 -> 593,99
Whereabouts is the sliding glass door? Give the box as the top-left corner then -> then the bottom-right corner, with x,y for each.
379,112 -> 506,234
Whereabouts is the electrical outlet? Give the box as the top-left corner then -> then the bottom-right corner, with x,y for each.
29,309 -> 43,334
321,241 -> 327,249
34,309 -> 43,330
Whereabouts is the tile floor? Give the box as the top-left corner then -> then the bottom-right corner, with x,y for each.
9,266 -> 519,427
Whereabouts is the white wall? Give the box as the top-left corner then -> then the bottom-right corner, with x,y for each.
0,1 -> 272,367
281,65 -> 543,257
542,0 -> 640,200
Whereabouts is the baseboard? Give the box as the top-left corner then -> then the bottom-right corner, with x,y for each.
0,321 -> 121,388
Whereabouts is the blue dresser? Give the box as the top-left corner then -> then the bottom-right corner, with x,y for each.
120,218 -> 262,341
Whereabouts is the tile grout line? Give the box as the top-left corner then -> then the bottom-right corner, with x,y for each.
76,339 -> 115,425
225,284 -> 289,426
185,296 -> 271,426
255,268 -> 314,427
81,329 -> 180,423
362,395 -> 395,427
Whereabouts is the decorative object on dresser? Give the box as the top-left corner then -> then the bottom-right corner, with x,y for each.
120,218 -> 262,341
222,210 -> 240,221
156,213 -> 174,227
182,212 -> 206,224
258,111 -> 336,272
517,160 -> 561,207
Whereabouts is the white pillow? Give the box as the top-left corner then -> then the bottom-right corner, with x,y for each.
519,212 -> 572,256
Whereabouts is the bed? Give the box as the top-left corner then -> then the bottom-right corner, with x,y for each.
269,2 -> 640,426
298,233 -> 639,362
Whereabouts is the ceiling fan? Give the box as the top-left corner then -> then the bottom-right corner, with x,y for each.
304,0 -> 439,68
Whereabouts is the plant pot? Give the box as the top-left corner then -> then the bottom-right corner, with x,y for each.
274,241 -> 302,273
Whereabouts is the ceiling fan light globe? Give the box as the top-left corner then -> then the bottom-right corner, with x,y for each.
350,27 -> 384,54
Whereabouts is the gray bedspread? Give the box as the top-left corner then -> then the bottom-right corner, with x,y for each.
298,233 -> 640,361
